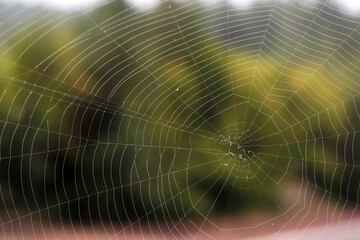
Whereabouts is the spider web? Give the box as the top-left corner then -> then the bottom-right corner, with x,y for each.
1,0 -> 360,239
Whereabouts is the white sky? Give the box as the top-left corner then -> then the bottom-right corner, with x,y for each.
0,0 -> 359,12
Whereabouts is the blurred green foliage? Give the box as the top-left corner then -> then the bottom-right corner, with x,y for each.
0,0 -> 360,223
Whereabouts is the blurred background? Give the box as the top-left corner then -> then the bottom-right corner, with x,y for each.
1,0 -> 360,239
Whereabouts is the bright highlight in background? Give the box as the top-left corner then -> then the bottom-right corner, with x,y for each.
228,0 -> 256,8
334,0 -> 360,13
2,0 -> 360,13
0,0 -> 102,9
123,0 -> 160,10
125,0 -> 360,13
